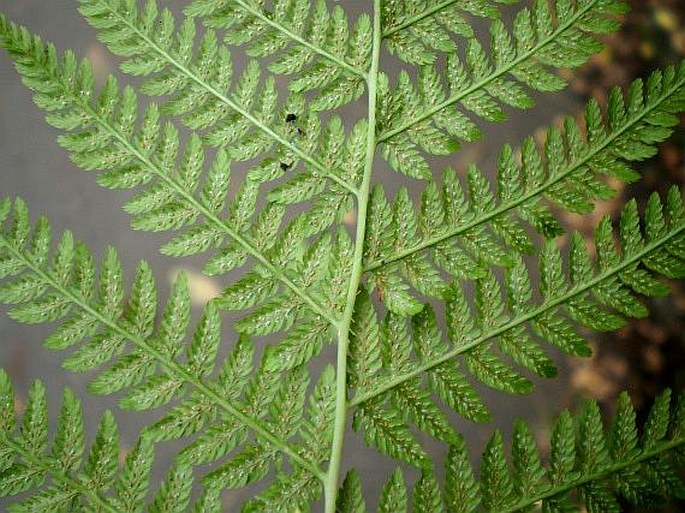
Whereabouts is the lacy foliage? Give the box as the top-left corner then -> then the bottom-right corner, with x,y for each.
340,390 -> 685,512
0,0 -> 684,511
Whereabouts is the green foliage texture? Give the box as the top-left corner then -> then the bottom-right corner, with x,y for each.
0,0 -> 684,511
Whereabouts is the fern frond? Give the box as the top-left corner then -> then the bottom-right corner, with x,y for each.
0,198 -> 329,497
377,0 -> 628,177
412,390 -> 685,513
0,14 -> 366,374
366,64 -> 685,313
350,389 -> 685,512
382,0 -> 514,65
78,0 -> 364,174
0,369 -> 180,512
349,188 -> 685,456
1,1 -> 685,511
77,0 -> 367,243
183,0 -> 370,102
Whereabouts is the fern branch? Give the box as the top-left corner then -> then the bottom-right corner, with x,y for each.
84,0 -> 357,195
380,0 -> 508,65
366,63 -> 685,273
351,190 -> 685,407
0,16 -> 339,328
378,0 -> 612,143
0,205 -> 324,481
105,117 -> 337,327
0,371 -> 168,512
499,437 -> 685,513
484,390 -> 685,511
0,435 -> 122,512
212,0 -> 366,78
365,390 -> 685,512
91,106 -> 337,326
323,2 -> 383,510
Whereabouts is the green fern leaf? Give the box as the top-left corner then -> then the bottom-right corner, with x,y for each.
378,469 -> 407,513
0,13 -> 358,378
184,0 -> 369,88
361,390 -> 685,512
352,397 -> 430,469
113,437 -> 154,512
85,410 -> 119,491
481,431 -> 518,510
77,0 -> 362,229
1,1 -> 685,511
376,0 -> 629,174
413,470 -> 444,513
381,0 -> 509,65
351,188 -> 685,459
0,199 -> 326,501
0,370 -> 161,512
444,437 -> 480,513
366,67 -> 685,324
337,470 -> 366,513
149,463 -> 194,513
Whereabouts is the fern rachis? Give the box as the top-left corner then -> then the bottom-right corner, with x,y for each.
0,0 -> 684,511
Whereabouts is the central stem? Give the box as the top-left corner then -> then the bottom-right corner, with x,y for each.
323,0 -> 383,510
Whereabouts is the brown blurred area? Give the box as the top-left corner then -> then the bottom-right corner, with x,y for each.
564,2 -> 685,510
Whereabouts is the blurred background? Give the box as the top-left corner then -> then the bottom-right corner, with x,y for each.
0,0 -> 683,511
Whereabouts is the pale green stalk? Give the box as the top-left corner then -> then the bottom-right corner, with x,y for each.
323,0 -> 383,510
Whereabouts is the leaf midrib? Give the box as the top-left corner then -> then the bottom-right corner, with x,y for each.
323,1 -> 383,509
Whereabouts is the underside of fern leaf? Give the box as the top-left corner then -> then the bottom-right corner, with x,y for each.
0,0 -> 684,511
0,197 -> 330,508
342,389 -> 685,513
0,369 -> 221,512
351,187 -> 685,466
